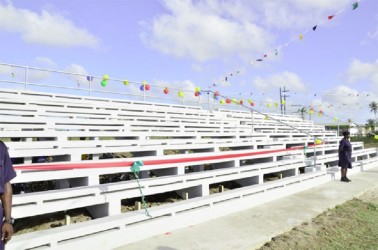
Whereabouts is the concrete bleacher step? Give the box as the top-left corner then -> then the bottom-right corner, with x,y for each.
8,170 -> 332,250
12,158 -> 305,218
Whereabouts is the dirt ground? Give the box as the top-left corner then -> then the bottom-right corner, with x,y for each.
258,186 -> 378,250
14,208 -> 92,235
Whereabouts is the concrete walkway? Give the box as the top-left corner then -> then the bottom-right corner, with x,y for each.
117,166 -> 378,250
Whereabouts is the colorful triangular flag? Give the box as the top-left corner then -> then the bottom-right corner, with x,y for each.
312,25 -> 317,31
328,15 -> 334,20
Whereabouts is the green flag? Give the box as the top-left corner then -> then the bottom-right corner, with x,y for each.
352,2 -> 358,10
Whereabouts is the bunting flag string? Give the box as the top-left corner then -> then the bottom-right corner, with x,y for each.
219,1 -> 361,84
91,71 -> 372,113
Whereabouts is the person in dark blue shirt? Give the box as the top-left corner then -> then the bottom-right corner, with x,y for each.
338,131 -> 352,182
0,141 -> 17,249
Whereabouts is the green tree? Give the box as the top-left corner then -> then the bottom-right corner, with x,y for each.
369,101 -> 378,120
366,119 -> 376,131
365,123 -> 370,131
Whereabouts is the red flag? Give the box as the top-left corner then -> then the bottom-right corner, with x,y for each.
328,15 -> 334,20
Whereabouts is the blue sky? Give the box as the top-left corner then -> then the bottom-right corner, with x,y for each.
0,0 -> 377,125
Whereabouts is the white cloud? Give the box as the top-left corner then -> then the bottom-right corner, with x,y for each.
35,57 -> 56,68
319,85 -> 377,123
323,85 -> 362,107
28,70 -> 51,83
346,59 -> 378,90
140,0 -> 352,61
360,15 -> 378,45
367,14 -> 378,41
65,64 -> 88,76
291,0 -> 350,11
253,71 -> 307,93
0,3 -> 99,48
262,0 -> 349,29
140,0 -> 273,61
64,64 -> 90,87
191,64 -> 203,72
367,29 -> 378,41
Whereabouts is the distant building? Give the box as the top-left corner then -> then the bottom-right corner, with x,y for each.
323,123 -> 367,137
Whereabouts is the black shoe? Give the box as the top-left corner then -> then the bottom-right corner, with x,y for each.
341,177 -> 350,182
345,177 -> 351,182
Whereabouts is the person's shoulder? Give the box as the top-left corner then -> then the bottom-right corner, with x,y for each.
0,141 -> 8,151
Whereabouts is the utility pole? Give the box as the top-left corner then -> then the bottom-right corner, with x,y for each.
279,86 -> 289,115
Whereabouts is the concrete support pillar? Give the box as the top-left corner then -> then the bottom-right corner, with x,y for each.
24,157 -> 32,164
183,192 -> 189,200
177,166 -> 185,175
65,215 -> 71,225
135,201 -> 141,210
259,174 -> 264,184
87,175 -> 99,185
57,136 -> 67,143
201,184 -> 209,196
71,153 -> 81,162
234,160 -> 240,167
107,201 -> 120,216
